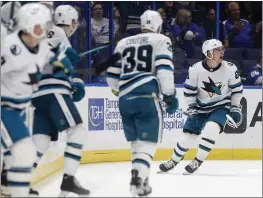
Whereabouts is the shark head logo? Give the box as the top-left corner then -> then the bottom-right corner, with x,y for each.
202,77 -> 224,97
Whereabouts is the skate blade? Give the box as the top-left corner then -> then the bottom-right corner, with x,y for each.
59,190 -> 90,197
157,170 -> 169,174
28,194 -> 39,198
58,191 -> 69,197
183,171 -> 192,175
78,193 -> 90,197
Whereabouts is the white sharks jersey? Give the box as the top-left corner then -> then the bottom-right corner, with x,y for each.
184,60 -> 243,113
32,25 -> 73,98
1,24 -> 7,40
47,25 -> 71,48
1,30 -> 52,109
106,33 -> 175,98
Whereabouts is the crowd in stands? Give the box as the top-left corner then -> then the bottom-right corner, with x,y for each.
56,1 -> 262,86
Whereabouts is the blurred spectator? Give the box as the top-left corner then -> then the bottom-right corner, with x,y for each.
247,2 -> 262,24
74,5 -> 87,54
157,8 -> 175,42
172,9 -> 203,57
91,2 -> 118,44
246,53 -> 262,85
114,6 -> 120,32
202,8 -> 225,42
223,2 -> 253,48
254,21 -> 262,48
162,1 -> 176,22
115,1 -> 151,40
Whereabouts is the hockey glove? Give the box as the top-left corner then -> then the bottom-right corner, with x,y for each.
71,78 -> 85,102
229,106 -> 242,126
65,47 -> 81,64
49,45 -> 74,76
163,94 -> 179,114
185,104 -> 198,116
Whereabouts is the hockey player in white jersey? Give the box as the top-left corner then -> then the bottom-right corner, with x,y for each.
159,39 -> 244,174
1,3 -> 54,197
30,5 -> 89,197
106,10 -> 179,196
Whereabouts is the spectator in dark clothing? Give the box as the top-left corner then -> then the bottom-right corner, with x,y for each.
115,1 -> 151,40
223,2 -> 254,48
157,8 -> 176,43
254,21 -> 262,48
162,1 -> 176,22
172,9 -> 203,58
202,8 -> 225,43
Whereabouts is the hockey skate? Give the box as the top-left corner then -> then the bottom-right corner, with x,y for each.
184,158 -> 203,175
59,174 -> 90,197
159,159 -> 178,172
130,169 -> 152,197
29,188 -> 39,197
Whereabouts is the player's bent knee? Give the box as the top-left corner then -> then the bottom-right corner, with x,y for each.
67,124 -> 87,144
32,134 -> 51,154
131,141 -> 157,165
11,138 -> 36,167
202,121 -> 221,139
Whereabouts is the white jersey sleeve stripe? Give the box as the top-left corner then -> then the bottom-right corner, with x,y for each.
229,81 -> 242,89
155,54 -> 173,61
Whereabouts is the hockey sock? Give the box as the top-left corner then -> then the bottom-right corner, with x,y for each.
196,122 -> 220,161
131,141 -> 156,181
171,133 -> 198,162
32,134 -> 51,171
8,138 -> 36,197
64,124 -> 86,176
172,142 -> 189,162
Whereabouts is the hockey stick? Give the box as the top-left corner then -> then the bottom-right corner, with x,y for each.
182,111 -> 239,129
94,52 -> 121,74
73,53 -> 121,76
226,114 -> 238,128
79,39 -> 118,57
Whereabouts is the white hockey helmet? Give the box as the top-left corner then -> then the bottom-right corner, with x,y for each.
16,3 -> 53,39
202,39 -> 223,59
40,1 -> 54,9
140,10 -> 163,33
54,5 -> 79,36
40,1 -> 54,14
1,2 -> 21,25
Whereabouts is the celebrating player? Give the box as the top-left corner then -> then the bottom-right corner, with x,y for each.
159,39 -> 243,174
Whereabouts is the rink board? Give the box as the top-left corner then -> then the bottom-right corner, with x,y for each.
31,85 -> 262,185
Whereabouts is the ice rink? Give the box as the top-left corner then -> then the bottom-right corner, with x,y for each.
37,160 -> 262,197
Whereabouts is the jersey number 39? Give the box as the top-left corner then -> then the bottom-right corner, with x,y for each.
122,45 -> 153,73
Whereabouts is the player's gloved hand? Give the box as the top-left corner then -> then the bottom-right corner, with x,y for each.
184,31 -> 194,40
163,94 -> 179,114
49,49 -> 74,76
65,47 -> 81,64
71,78 -> 85,102
185,104 -> 198,116
229,106 -> 242,126
112,89 -> 119,96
